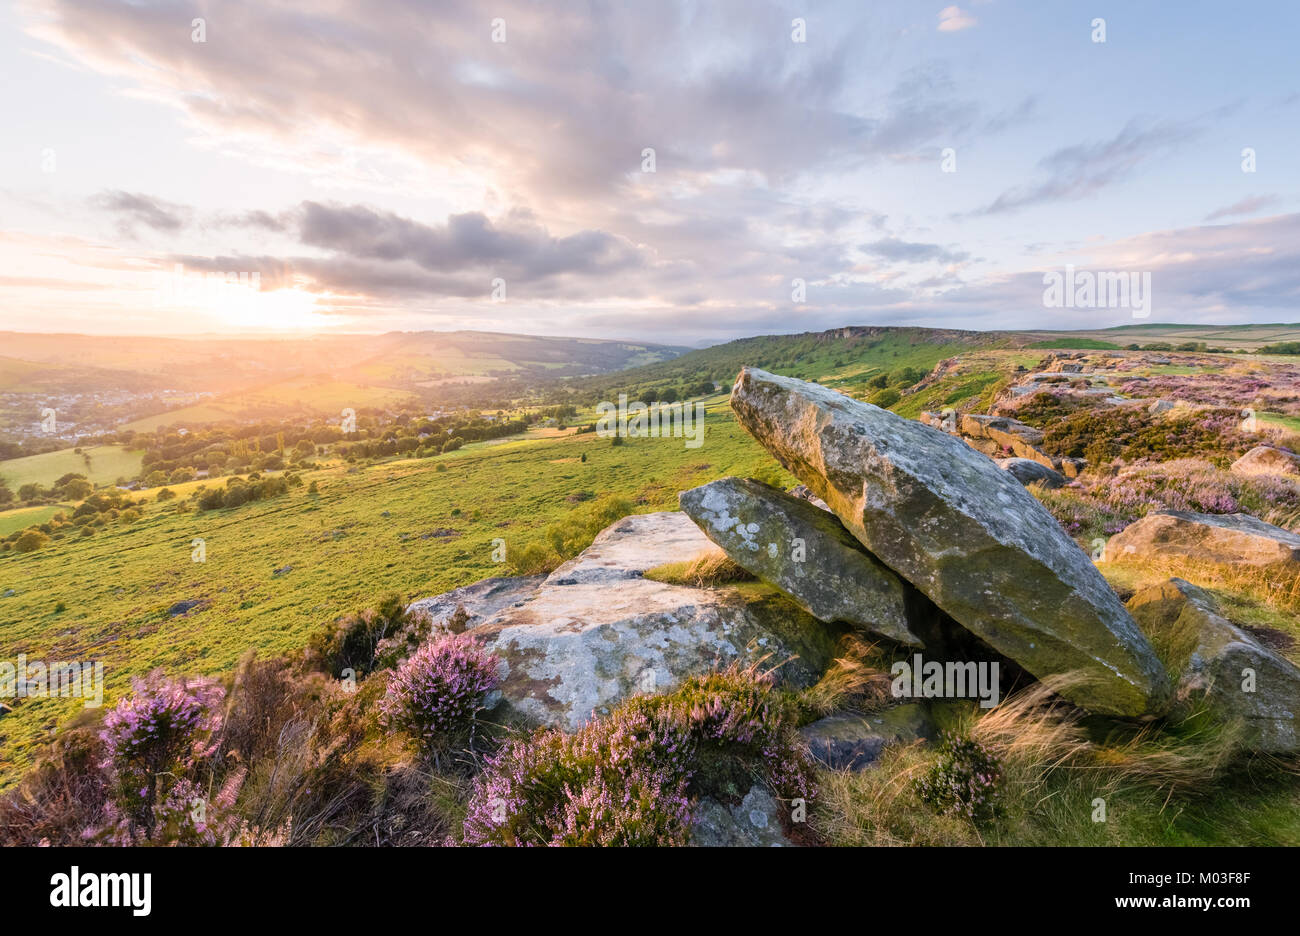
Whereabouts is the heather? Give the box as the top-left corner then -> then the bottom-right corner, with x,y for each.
1042,405 -> 1257,467
379,634 -> 500,761
913,731 -> 1003,824
462,666 -> 813,846
1033,460 -> 1300,544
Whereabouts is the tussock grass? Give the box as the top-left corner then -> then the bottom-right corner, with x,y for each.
800,633 -> 893,718
1102,555 -> 1300,619
812,675 -> 1298,847
643,550 -> 753,588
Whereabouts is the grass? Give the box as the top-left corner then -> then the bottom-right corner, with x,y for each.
0,505 -> 69,537
643,551 -> 753,588
0,445 -> 143,489
0,401 -> 782,784
812,680 -> 1300,846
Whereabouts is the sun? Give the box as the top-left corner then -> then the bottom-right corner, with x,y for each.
206,283 -> 327,331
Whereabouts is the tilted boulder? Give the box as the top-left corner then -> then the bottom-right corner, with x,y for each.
457,512 -> 845,731
729,367 -> 1171,717
1127,578 -> 1300,751
1103,510 -> 1300,570
1231,445 -> 1300,478
680,477 -> 925,646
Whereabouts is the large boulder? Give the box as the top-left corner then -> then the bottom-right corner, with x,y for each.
1231,445 -> 1300,478
680,477 -> 925,646
729,367 -> 1171,717
1127,578 -> 1300,751
458,512 -> 845,731
1103,510 -> 1300,570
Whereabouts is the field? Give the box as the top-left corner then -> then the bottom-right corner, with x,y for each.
0,398 -> 782,782
1023,323 -> 1300,351
0,444 -> 143,489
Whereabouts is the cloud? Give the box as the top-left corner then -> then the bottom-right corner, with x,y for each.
977,119 -> 1202,215
861,237 -> 969,264
89,190 -> 187,233
937,6 -> 977,32
1204,194 -> 1281,222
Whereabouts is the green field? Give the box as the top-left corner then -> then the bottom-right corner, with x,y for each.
0,445 -> 143,489
0,505 -> 68,536
0,400 -> 785,782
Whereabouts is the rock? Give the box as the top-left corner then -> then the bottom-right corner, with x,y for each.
1231,445 -> 1300,478
729,367 -> 1171,717
680,477 -> 924,646
691,785 -> 796,847
542,510 -> 722,585
405,575 -> 544,629
167,600 -> 203,616
1148,398 -> 1176,416
1127,579 -> 1300,751
1061,457 -> 1087,479
787,483 -> 831,512
800,703 -> 932,771
457,512 -> 845,731
1103,511 -> 1300,570
996,457 -> 1066,490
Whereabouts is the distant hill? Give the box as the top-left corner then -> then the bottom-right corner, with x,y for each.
0,330 -> 688,394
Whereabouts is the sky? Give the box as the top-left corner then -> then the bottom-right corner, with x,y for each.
0,0 -> 1297,343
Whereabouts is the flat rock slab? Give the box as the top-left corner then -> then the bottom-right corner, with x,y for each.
455,512 -> 844,732
405,575 -> 544,628
730,367 -> 1171,717
1128,578 -> 1300,752
543,511 -> 723,585
801,703 -> 933,771
680,477 -> 924,646
1104,510 -> 1300,570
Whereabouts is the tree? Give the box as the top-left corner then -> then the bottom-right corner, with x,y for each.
14,529 -> 50,553
61,478 -> 94,500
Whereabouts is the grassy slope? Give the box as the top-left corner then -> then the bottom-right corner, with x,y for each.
0,398 -> 785,782
0,444 -> 144,488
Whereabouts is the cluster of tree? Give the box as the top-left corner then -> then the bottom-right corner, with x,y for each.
1259,342 -> 1300,355
1,472 -> 96,507
196,473 -> 297,511
2,488 -> 141,553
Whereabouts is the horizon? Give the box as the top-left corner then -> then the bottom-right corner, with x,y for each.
2,1 -> 1298,342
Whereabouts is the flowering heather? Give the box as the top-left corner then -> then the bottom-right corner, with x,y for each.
463,667 -> 813,846
100,672 -> 225,777
913,731 -> 1002,824
1120,372 -> 1300,416
379,634 -> 500,756
96,671 -> 226,841
464,710 -> 693,846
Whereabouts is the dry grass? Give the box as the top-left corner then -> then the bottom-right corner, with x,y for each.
811,674 -> 1271,847
1102,555 -> 1300,618
643,550 -> 754,588
800,633 -> 893,718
